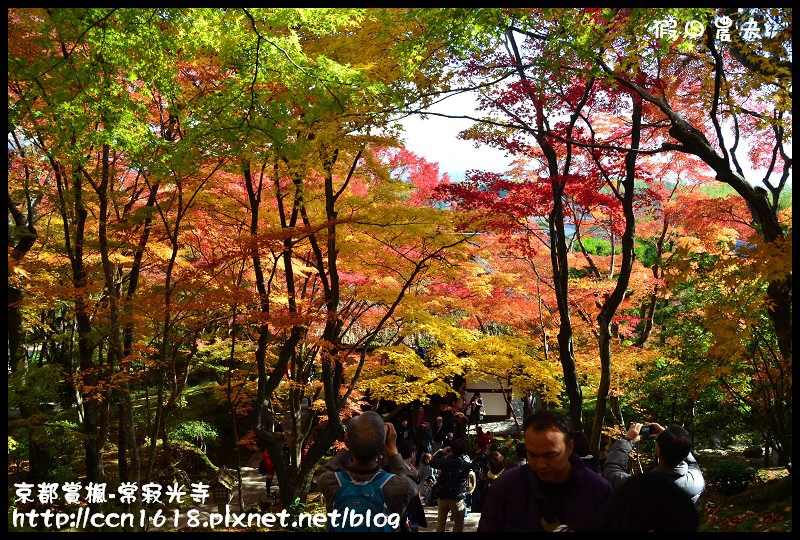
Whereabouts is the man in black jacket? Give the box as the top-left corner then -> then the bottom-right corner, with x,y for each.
430,438 -> 471,532
603,422 -> 705,504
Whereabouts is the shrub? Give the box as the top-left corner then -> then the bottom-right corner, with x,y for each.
705,459 -> 758,495
10,420 -> 84,481
169,420 -> 219,446
284,497 -> 327,532
581,236 -> 612,256
463,436 -> 477,457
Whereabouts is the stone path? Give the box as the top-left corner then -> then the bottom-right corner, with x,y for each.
148,451 -> 270,531
419,503 -> 482,532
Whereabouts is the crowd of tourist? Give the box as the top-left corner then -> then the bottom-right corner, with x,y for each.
270,388 -> 705,532
372,396 -> 703,532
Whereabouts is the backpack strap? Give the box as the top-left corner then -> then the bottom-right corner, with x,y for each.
335,469 -> 394,488
335,470 -> 350,487
372,469 -> 394,489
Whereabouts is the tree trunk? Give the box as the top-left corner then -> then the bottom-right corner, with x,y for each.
591,97 -> 641,456
505,27 -> 584,431
59,163 -> 104,488
8,158 -> 47,482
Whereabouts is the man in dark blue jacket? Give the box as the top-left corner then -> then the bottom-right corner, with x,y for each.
477,411 -> 612,532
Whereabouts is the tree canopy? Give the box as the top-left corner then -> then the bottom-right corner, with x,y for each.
8,8 -> 791,530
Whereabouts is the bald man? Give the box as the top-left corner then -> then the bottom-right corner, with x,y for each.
314,411 -> 418,521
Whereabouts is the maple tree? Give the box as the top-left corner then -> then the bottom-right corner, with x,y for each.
595,9 -> 790,369
231,140 -> 470,505
429,7 -> 790,455
653,189 -> 792,465
435,59 -> 656,448
356,238 -> 566,434
8,8 -> 183,485
8,126 -> 53,481
192,10 -> 479,505
508,7 -> 792,458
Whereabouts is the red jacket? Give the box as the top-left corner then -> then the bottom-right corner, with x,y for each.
476,431 -> 492,453
261,451 -> 275,475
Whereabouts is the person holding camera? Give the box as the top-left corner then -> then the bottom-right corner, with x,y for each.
430,438 -> 472,532
603,422 -> 705,504
558,473 -> 699,532
314,411 -> 418,526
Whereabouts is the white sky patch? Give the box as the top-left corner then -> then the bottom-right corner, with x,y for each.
398,93 -> 512,182
398,92 -> 790,189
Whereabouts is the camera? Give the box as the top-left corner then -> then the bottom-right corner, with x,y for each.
639,425 -> 653,438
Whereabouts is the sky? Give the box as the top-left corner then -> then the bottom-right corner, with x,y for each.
398,91 -> 790,189
397,92 -> 511,182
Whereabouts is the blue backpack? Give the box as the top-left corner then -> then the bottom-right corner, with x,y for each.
329,470 -> 395,532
